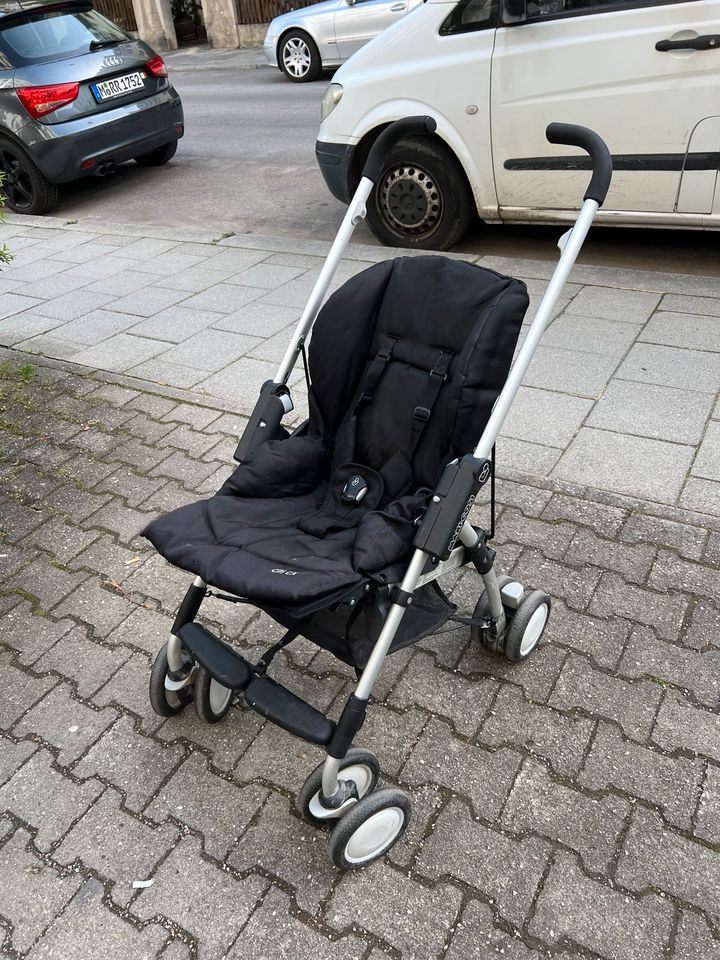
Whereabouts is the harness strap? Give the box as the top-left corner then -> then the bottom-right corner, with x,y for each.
353,336 -> 398,413
254,620 -> 308,675
409,350 -> 453,456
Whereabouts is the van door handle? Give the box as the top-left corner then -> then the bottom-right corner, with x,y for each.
656,34 -> 720,52
390,3 -> 406,10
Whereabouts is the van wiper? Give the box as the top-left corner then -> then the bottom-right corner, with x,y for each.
89,38 -> 129,50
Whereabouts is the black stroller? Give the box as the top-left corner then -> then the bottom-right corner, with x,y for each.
144,118 -> 612,869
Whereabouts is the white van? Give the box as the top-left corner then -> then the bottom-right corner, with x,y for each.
315,0 -> 720,249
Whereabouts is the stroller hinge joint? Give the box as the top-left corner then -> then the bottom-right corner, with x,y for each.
469,536 -> 496,576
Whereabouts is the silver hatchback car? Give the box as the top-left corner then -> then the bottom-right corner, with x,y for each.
264,0 -> 421,82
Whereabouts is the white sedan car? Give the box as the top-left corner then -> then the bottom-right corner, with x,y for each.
263,0 -> 422,82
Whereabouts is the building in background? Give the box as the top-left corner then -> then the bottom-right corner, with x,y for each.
94,0 -> 309,51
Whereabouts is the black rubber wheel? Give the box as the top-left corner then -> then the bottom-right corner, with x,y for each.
149,643 -> 192,717
296,748 -> 380,826
278,30 -> 322,82
470,574 -> 515,652
0,135 -> 58,215
503,590 -> 551,663
193,665 -> 233,723
328,788 -> 411,870
365,136 -> 474,250
134,141 -> 178,167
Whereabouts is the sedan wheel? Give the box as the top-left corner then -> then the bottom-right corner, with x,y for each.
279,31 -> 322,82
0,137 -> 58,216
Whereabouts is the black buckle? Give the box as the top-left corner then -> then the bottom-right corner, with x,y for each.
378,345 -> 393,361
430,365 -> 448,381
413,406 -> 431,422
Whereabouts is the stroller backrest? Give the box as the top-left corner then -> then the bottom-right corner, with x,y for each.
308,256 -> 528,491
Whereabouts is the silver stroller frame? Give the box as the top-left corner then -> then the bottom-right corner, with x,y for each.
159,117 -> 612,867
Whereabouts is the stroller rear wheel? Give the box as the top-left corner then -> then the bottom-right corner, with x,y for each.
149,643 -> 193,717
194,665 -> 233,723
328,788 -> 411,869
296,748 -> 379,826
470,574 -> 515,654
503,590 -> 551,662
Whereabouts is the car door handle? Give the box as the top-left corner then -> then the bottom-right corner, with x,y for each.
656,34 -> 720,52
390,3 -> 406,11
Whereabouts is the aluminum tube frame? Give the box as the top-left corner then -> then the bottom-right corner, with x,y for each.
167,575 -> 206,673
472,199 -> 600,462
458,524 -> 505,623
275,177 -> 374,386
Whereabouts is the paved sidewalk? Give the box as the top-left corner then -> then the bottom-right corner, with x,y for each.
1,215 -> 719,519
164,45 -> 267,72
1,356 -> 719,959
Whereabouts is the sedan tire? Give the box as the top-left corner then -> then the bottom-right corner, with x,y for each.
279,30 -> 322,82
0,135 -> 58,215
366,135 -> 474,250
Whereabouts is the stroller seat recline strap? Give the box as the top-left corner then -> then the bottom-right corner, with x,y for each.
409,350 -> 453,454
354,335 -> 399,412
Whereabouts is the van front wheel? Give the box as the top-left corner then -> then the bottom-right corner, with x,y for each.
365,136 -> 474,250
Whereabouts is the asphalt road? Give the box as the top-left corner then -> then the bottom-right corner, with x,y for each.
53,65 -> 720,275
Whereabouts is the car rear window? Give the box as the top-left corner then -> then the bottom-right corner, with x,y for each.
0,7 -> 128,65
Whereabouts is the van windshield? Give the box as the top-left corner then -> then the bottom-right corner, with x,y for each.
0,7 -> 128,65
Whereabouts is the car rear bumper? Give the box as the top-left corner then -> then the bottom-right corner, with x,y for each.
315,139 -> 353,204
18,87 -> 184,184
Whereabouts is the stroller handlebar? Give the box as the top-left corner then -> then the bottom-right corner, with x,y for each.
362,116 -> 437,184
546,123 -> 612,207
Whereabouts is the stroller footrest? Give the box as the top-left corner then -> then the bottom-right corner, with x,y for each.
244,675 -> 335,746
178,623 -> 252,690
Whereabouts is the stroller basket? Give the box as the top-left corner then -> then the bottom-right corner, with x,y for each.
144,117 -> 613,870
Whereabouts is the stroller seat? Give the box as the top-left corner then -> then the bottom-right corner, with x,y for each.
144,255 -> 528,643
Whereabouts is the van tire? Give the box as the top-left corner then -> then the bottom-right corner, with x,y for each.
365,136 -> 474,250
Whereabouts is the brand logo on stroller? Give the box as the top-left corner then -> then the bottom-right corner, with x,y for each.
271,568 -> 299,576
447,494 -> 477,552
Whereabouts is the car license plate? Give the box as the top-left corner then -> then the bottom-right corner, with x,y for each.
91,71 -> 145,102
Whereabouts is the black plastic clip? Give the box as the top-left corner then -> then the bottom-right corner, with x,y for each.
413,406 -> 431,422
390,587 -> 414,607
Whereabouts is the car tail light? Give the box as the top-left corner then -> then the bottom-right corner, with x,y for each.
16,82 -> 79,119
145,55 -> 167,78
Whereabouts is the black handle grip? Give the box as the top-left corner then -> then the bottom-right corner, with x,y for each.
546,122 -> 612,207
656,34 -> 720,52
362,116 -> 437,183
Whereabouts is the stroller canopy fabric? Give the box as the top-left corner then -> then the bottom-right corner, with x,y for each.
144,256 -> 528,618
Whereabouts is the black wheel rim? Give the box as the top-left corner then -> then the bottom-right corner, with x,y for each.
380,163 -> 442,239
0,146 -> 34,210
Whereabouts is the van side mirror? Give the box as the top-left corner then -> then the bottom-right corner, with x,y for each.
503,0 -> 526,17
345,0 -> 357,5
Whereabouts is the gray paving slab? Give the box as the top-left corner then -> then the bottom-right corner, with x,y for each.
692,422 -> 720,482
586,379 -> 714,445
616,342 -> 720,393
565,286 -> 661,323
640,311 -> 720,352
0,292 -> 43,319
502,386 -> 594,448
0,312 -> 65,346
522,344 -> 619,398
110,286 -> 191,317
72,333 -> 168,372
541,312 -> 642,356
661,293 -> 720,317
158,329 -> 262,372
554,428 -> 695,503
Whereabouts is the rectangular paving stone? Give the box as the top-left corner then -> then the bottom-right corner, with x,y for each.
0,291 -> 43,319
74,715 -> 185,812
680,477 -> 720,517
0,311 -> 65,345
159,328 -> 261,372
47,310 -> 141,345
133,836 -> 267,960
579,722 -> 703,830
661,293 -> 720,317
28,878 -> 168,960
496,437 -> 562,476
181,282 -> 264,315
33,291 -> 113,322
54,787 -> 179,906
521,344 -> 618,398
530,850 -> 673,960
0,828 -> 83,953
229,887 -> 366,960
479,684 -> 594,777
542,312 -> 642,357
566,286 -> 661,323
589,572 -> 688,641
503,758 -> 629,872
327,860 -> 462,960
587,379 -> 713,445
71,334 -> 168,373
549,654 -> 662,742
695,765 -> 720,845
0,749 -> 102,851
127,306 -> 219,343
693,422 -> 720,482
652,691 -> 720,762
116,237 -> 180,260
554,428 -> 695,504
416,797 -> 551,926
388,650 -> 497,737
617,806 -> 720,915
146,752 -> 268,860
502,386 -> 593,449
400,718 -> 521,821
14,682 -> 117,765
641,311 -> 720,352
616,342 -> 720,394
213,300 -> 297,338
619,625 -> 719,708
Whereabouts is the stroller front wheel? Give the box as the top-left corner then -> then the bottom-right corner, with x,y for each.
194,666 -> 233,723
503,590 -> 551,662
297,748 -> 379,826
149,643 -> 193,717
328,788 -> 411,869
